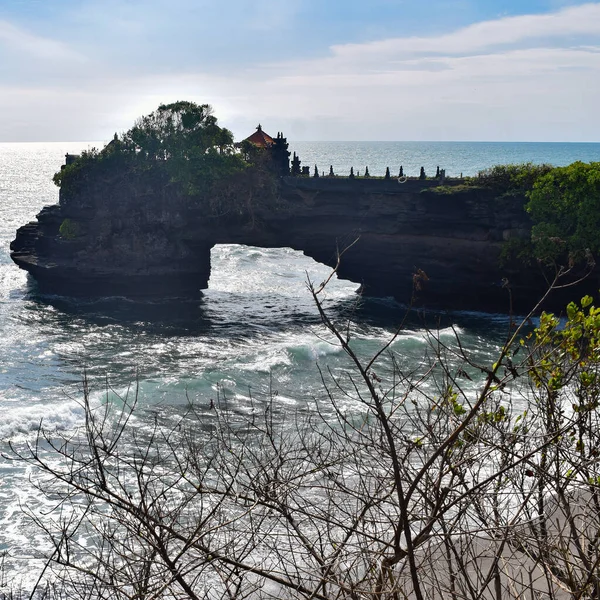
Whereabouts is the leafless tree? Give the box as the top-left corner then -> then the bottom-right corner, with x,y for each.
7,267 -> 600,599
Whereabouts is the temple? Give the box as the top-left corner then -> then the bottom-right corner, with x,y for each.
242,124 -> 275,148
240,125 -> 291,177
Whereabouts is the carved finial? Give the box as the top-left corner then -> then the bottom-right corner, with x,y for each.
257,124 -> 262,131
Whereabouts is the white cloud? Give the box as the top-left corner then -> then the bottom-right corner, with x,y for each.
217,3 -> 600,140
1,2 -> 600,141
329,2 -> 600,61
0,20 -> 84,62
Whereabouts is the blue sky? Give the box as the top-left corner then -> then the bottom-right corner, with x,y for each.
0,0 -> 599,141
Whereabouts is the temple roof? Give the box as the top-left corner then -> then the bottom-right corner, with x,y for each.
243,124 -> 275,148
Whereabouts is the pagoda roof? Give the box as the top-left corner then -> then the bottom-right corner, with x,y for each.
243,124 -> 275,147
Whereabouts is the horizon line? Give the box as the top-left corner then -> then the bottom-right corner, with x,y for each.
1,139 -> 600,145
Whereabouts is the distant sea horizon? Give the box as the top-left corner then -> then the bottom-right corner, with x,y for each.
2,139 -> 598,143
2,139 -> 595,179
287,140 -> 600,178
1,139 -> 598,179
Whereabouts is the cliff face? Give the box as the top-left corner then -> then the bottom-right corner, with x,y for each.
10,173 -> 590,313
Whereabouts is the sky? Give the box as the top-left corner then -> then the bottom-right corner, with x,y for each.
1,0 -> 599,142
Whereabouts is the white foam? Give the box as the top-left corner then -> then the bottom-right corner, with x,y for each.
0,396 -> 85,442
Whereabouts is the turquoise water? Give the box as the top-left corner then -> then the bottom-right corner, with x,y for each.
289,141 -> 600,178
0,140 -> 597,587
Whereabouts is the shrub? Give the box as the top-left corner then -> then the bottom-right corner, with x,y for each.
476,162 -> 553,195
426,183 -> 484,195
526,161 -> 600,264
58,218 -> 80,240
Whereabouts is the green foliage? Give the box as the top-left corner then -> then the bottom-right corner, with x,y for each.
124,101 -> 234,161
468,161 -> 600,267
498,237 -> 535,267
58,218 -> 81,240
53,148 -> 100,189
476,163 -> 553,195
54,101 -> 249,205
427,183 -> 483,195
527,294 -> 600,398
526,161 -> 600,263
123,102 -> 244,195
425,164 -> 550,210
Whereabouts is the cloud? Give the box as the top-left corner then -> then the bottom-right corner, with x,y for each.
329,2 -> 600,61
217,2 -> 600,140
0,20 -> 84,62
1,2 -> 600,141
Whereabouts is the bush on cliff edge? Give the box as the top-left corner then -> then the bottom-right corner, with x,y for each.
526,161 -> 600,264
474,162 -> 600,270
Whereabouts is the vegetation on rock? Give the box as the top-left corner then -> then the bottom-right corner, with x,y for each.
58,217 -> 80,240
441,161 -> 600,270
476,162 -> 553,196
526,161 -> 600,264
52,102 -> 279,218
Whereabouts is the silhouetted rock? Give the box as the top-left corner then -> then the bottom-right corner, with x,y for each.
10,161 -> 594,313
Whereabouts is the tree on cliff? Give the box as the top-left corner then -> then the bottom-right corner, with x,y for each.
123,101 -> 247,196
52,102 -> 282,221
526,161 -> 600,264
457,162 -> 599,273
125,101 -> 233,161
54,101 -> 247,199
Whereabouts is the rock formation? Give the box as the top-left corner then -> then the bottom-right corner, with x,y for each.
10,166 -> 592,314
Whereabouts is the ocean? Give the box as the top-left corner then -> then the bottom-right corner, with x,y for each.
289,140 -> 600,178
0,140 -> 598,588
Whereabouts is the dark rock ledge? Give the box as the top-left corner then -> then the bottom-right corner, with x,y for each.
10,174 -> 591,314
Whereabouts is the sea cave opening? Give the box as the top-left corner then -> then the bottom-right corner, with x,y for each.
205,244 -> 361,323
